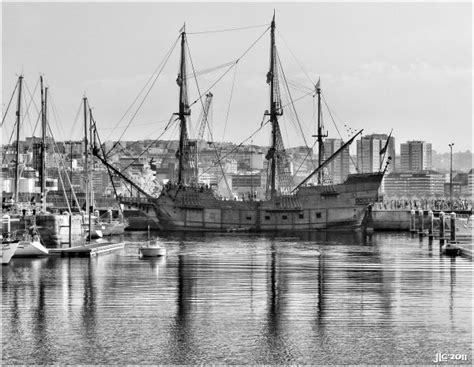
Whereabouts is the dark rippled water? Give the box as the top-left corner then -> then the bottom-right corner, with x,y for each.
2,231 -> 472,365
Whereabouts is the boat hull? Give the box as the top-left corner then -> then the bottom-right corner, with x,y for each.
13,240 -> 49,257
139,247 -> 166,257
122,172 -> 384,232
2,241 -> 19,264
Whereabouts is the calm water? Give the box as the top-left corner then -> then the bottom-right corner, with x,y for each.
2,231 -> 472,365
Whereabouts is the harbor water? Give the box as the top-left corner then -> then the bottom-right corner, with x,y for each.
2,231 -> 472,365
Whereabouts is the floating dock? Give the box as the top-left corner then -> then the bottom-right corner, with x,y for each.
48,241 -> 125,257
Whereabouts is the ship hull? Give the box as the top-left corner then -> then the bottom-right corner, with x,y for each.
121,173 -> 384,232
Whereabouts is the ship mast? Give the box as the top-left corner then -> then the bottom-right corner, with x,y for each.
267,13 -> 283,198
314,79 -> 327,185
83,96 -> 89,215
40,77 -> 47,205
176,24 -> 190,185
14,75 -> 23,204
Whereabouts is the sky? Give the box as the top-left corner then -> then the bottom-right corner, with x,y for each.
2,1 -> 472,154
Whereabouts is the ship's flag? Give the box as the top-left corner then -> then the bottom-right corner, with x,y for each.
315,78 -> 321,90
380,129 -> 393,155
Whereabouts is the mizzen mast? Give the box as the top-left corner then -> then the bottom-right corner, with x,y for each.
314,79 -> 327,184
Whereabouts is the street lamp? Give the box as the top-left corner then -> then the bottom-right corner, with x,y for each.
448,143 -> 454,201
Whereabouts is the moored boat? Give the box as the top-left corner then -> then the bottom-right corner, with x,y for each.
14,238 -> 49,257
2,239 -> 19,264
139,240 -> 167,257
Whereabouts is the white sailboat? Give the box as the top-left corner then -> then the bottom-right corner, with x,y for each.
139,226 -> 166,257
2,239 -> 19,264
13,231 -> 49,257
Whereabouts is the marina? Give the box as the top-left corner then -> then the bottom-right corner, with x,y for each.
2,231 -> 472,365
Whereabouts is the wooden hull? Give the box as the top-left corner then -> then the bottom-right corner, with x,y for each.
122,173 -> 384,232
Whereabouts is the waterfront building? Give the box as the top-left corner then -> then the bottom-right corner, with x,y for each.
383,170 -> 445,198
356,133 -> 395,173
322,138 -> 350,183
446,171 -> 471,197
400,140 -> 432,172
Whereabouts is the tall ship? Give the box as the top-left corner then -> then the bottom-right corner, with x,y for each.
94,15 -> 385,231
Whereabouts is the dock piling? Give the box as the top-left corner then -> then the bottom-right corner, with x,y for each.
428,210 -> 434,240
418,209 -> 424,237
410,209 -> 416,234
450,212 -> 456,243
439,211 -> 445,245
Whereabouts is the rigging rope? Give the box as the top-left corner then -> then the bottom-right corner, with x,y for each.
187,23 -> 269,35
189,25 -> 270,108
47,122 -> 80,213
321,93 -> 359,172
198,120 -> 270,178
1,79 -> 18,128
276,29 -> 315,87
106,35 -> 180,156
22,79 -> 41,134
48,91 -> 68,142
277,51 -> 317,171
220,63 -> 238,152
120,118 -> 179,172
186,37 -> 232,195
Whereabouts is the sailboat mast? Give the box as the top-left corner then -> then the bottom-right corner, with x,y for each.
40,78 -> 48,198
14,75 -> 23,204
316,82 -> 323,184
83,97 -> 89,214
177,25 -> 190,185
89,107 -> 94,208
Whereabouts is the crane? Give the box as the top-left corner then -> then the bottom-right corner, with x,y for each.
196,92 -> 213,142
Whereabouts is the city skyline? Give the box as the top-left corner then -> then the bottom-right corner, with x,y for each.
2,2 -> 472,154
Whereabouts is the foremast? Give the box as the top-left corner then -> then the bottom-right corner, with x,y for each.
265,14 -> 284,199
176,25 -> 191,185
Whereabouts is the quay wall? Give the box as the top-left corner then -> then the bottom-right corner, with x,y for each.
372,210 -> 411,230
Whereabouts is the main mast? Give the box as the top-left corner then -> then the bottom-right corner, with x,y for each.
267,13 -> 283,198
177,24 -> 190,185
14,75 -> 23,204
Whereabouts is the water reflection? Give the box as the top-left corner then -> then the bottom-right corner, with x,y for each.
2,232 -> 472,365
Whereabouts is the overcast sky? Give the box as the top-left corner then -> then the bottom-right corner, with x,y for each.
2,2 -> 472,153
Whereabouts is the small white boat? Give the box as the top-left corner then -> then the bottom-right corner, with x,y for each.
139,240 -> 167,257
2,240 -> 19,264
14,238 -> 49,257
